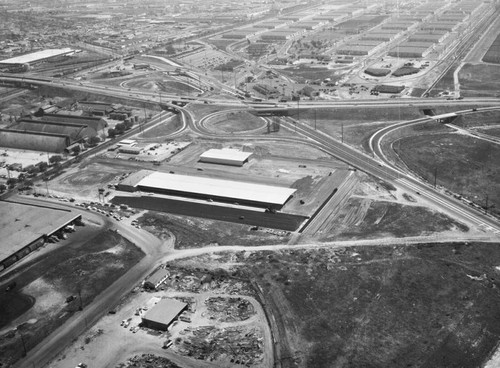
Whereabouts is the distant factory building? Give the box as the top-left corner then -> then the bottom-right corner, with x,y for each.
141,298 -> 188,331
11,119 -> 97,143
42,113 -> 108,138
77,101 -> 115,116
0,48 -> 74,69
199,148 -> 252,166
143,268 -> 169,290
0,129 -> 69,153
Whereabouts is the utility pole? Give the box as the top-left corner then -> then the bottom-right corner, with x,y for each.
78,289 -> 83,311
297,97 -> 300,123
433,166 -> 438,188
485,194 -> 489,214
314,109 -> 317,130
19,331 -> 27,357
341,123 -> 344,143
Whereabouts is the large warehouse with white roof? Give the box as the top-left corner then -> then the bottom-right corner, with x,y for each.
117,170 -> 296,209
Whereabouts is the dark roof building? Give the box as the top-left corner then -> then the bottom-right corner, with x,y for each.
41,113 -> 107,138
144,268 -> 169,290
11,119 -> 96,143
141,298 -> 188,331
0,129 -> 69,153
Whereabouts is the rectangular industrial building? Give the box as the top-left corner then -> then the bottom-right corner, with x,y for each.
199,148 -> 252,166
0,48 -> 74,66
117,170 -> 296,209
0,201 -> 81,270
141,298 -> 188,331
388,46 -> 431,58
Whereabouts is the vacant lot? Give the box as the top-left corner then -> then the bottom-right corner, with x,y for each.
477,127 -> 500,138
226,242 -> 500,368
0,228 -> 144,367
394,132 -> 500,214
135,211 -> 293,248
482,33 -> 500,64
458,63 -> 500,97
452,110 -> 500,129
322,199 -> 469,241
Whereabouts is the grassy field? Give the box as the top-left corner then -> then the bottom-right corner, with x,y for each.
458,63 -> 500,98
0,229 -> 144,366
394,133 -> 500,215
140,114 -> 183,138
477,127 -> 500,138
280,66 -> 342,83
137,211 -> 292,248
234,242 -> 500,368
453,110 -> 500,128
205,110 -> 265,133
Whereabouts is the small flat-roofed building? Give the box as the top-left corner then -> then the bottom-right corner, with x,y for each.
141,298 -> 188,331
199,148 -> 252,166
144,268 -> 169,290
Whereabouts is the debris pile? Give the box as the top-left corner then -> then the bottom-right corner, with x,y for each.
205,296 -> 255,322
174,326 -> 264,366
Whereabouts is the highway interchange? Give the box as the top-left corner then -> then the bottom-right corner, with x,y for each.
3,50 -> 500,368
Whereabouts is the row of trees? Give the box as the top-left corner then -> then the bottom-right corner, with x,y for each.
108,119 -> 134,138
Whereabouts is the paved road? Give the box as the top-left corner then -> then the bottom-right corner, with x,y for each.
12,197 -> 169,368
274,114 -> 500,237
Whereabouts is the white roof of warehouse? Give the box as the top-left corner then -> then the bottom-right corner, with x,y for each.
0,48 -> 74,65
200,148 -> 252,162
137,171 -> 296,205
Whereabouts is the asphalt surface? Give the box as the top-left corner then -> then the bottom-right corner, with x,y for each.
113,195 -> 308,231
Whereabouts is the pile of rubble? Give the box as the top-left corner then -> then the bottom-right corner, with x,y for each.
205,296 -> 255,322
122,353 -> 182,368
174,326 -> 263,366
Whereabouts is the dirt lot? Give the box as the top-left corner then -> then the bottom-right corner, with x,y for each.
134,209 -> 295,246
0,225 -> 144,367
394,132 -> 500,215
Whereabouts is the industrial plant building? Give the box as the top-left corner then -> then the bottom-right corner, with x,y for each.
117,170 -> 296,209
141,298 -> 188,331
0,201 -> 81,271
0,48 -> 74,69
0,129 -> 70,153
